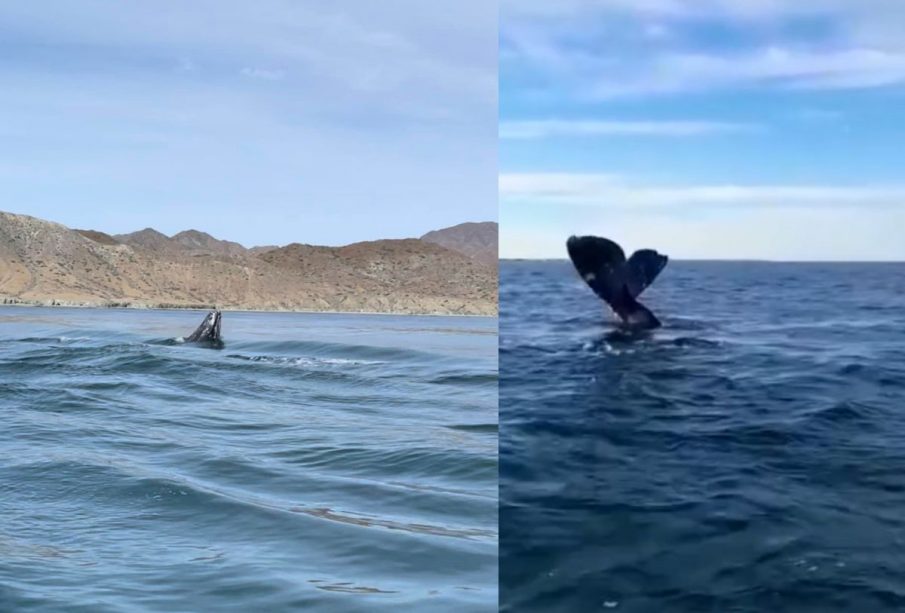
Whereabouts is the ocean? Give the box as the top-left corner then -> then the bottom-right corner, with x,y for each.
500,260 -> 905,612
0,307 -> 498,612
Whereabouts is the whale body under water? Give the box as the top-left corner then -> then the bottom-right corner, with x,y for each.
185,309 -> 223,347
566,235 -> 668,330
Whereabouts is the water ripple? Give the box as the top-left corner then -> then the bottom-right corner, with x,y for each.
501,260 -> 905,612
0,307 -> 497,612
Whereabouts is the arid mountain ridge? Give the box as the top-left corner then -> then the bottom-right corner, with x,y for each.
420,221 -> 497,266
0,212 -> 498,315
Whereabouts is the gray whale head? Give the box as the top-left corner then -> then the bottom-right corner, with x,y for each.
185,309 -> 223,347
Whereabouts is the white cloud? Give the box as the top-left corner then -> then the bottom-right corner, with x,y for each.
502,0 -> 905,98
500,205 -> 905,261
500,173 -> 905,209
578,46 -> 905,99
500,119 -> 758,139
499,2 -> 905,260
682,47 -> 905,91
500,173 -> 622,199
500,172 -> 905,260
503,0 -> 896,24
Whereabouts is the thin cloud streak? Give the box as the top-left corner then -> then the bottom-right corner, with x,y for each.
500,173 -> 905,208
502,0 -> 905,99
500,206 -> 905,261
503,0 -> 905,29
500,119 -> 759,139
589,47 -> 905,98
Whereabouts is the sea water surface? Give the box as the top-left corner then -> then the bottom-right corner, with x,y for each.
501,260 -> 905,612
0,307 -> 497,612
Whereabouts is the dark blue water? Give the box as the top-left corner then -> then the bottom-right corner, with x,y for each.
0,307 -> 497,612
500,260 -> 905,612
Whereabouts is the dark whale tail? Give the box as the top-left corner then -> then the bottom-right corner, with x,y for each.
618,285 -> 662,329
185,309 -> 223,347
566,236 -> 668,329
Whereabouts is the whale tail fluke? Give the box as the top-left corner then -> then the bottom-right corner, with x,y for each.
625,249 -> 668,299
566,235 -> 667,330
619,285 -> 662,329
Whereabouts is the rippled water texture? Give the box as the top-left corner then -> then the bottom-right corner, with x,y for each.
0,307 -> 497,612
501,260 -> 905,612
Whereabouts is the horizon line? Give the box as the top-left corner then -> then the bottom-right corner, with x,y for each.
500,257 -> 905,264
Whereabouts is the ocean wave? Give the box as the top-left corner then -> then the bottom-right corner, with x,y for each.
501,260 -> 905,611
1,308 -> 497,612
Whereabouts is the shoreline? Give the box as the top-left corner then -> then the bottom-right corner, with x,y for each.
0,299 -> 497,319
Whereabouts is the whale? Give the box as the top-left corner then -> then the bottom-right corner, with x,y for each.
566,235 -> 668,330
185,309 -> 223,347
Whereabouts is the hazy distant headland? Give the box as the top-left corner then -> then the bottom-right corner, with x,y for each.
0,211 -> 498,316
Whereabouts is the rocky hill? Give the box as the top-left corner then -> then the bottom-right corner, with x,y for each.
420,221 -> 498,265
248,245 -> 279,255
74,229 -> 119,246
113,228 -> 175,254
0,211 -> 497,315
171,230 -> 247,258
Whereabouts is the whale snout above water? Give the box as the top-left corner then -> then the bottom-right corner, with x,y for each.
566,235 -> 668,330
185,309 -> 223,347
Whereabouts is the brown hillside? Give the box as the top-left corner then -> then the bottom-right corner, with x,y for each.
114,228 -> 179,255
0,211 -> 497,315
172,230 -> 247,258
420,221 -> 498,265
75,229 -> 120,246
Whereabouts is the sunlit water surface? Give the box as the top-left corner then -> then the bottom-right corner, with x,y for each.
1,307 -> 497,612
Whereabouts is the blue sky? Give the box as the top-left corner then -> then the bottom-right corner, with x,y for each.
0,1 -> 496,247
500,0 -> 905,260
